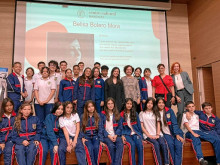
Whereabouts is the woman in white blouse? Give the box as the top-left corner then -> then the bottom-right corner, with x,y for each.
171,62 -> 194,126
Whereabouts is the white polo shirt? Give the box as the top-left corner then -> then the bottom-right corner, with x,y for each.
146,78 -> 152,97
59,113 -> 80,137
139,111 -> 162,139
159,111 -> 171,135
105,114 -> 115,136
182,113 -> 200,131
24,77 -> 33,101
34,77 -> 56,104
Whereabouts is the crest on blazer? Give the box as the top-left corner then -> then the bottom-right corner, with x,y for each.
166,113 -> 170,119
32,124 -> 36,129
212,119 -> 215,123
97,81 -> 100,84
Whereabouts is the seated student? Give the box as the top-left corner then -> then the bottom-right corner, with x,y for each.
79,100 -> 105,165
101,97 -> 124,165
121,98 -> 144,165
59,69 -> 75,103
7,62 -> 28,112
155,97 -> 184,165
40,102 -> 64,165
58,101 -> 86,165
183,101 -> 220,165
193,102 -> 220,138
12,103 -> 41,165
0,98 -> 16,165
139,97 -> 169,165
92,67 -> 105,114
101,65 -> 109,81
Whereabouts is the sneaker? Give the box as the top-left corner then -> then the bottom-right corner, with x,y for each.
199,158 -> 208,165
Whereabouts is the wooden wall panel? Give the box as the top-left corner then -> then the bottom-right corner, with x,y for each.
0,0 -> 15,72
212,62 -> 220,117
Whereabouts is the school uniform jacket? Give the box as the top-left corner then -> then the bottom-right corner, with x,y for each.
138,77 -> 148,101
12,116 -> 41,144
59,78 -> 76,102
94,77 -> 105,101
101,111 -> 122,137
73,77 -> 95,102
164,107 -> 183,137
194,110 -> 220,135
120,111 -> 143,139
0,111 -> 16,143
7,72 -> 26,101
79,115 -> 103,142
43,114 -> 64,147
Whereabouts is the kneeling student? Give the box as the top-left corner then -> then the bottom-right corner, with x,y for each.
183,101 -> 220,165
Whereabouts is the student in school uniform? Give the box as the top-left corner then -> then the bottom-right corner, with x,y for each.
12,103 -> 42,165
92,67 -> 105,114
134,67 -> 142,81
40,102 -> 64,165
73,65 -> 80,81
34,67 -> 56,123
101,97 -> 124,165
7,62 -> 28,112
24,67 -> 34,104
79,100 -> 105,165
59,69 -> 76,103
184,101 -> 220,165
32,61 -> 45,84
139,97 -> 169,165
48,60 -> 62,103
101,65 -> 109,81
193,102 -> 220,138
121,98 -> 144,165
155,97 -> 184,165
59,61 -> 68,80
94,62 -> 101,70
78,62 -> 84,76
58,101 -> 86,165
73,67 -> 95,116
0,98 -> 16,165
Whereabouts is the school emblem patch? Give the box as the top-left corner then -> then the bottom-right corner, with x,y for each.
73,120 -> 77,125
212,119 -> 215,123
97,81 -> 100,84
54,77 -> 57,81
166,113 -> 170,118
32,124 -> 36,129
48,81 -> 51,85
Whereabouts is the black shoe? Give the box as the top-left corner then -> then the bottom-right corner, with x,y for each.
199,158 -> 208,165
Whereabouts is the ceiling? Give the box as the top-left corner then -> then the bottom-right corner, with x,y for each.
171,0 -> 190,4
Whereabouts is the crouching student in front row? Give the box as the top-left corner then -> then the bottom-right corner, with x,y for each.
12,103 -> 41,165
79,100 -> 105,165
183,101 -> 220,165
121,98 -> 144,165
0,98 -> 16,165
58,101 -> 86,165
101,97 -> 124,165
155,97 -> 184,165
40,102 -> 64,165
139,97 -> 169,165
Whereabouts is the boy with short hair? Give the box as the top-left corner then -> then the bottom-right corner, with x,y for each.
78,62 -> 84,76
101,65 -> 109,81
7,62 -> 28,112
94,62 -> 101,70
60,60 -> 67,79
183,101 -> 220,165
73,65 -> 80,81
33,61 -> 45,84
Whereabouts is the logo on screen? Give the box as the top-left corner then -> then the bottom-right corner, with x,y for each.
77,10 -> 85,18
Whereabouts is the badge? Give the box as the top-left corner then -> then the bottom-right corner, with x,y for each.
212,119 -> 215,123
48,81 -> 51,85
97,81 -> 100,84
166,113 -> 170,118
54,77 -> 57,81
73,120 -> 77,125
32,124 -> 36,129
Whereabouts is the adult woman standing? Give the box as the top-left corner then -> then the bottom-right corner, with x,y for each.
152,64 -> 175,108
121,65 -> 141,112
105,67 -> 125,112
171,62 -> 194,126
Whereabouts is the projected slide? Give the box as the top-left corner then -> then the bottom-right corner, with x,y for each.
14,1 -> 168,76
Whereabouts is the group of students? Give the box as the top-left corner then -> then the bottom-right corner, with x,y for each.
1,60 -> 220,165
